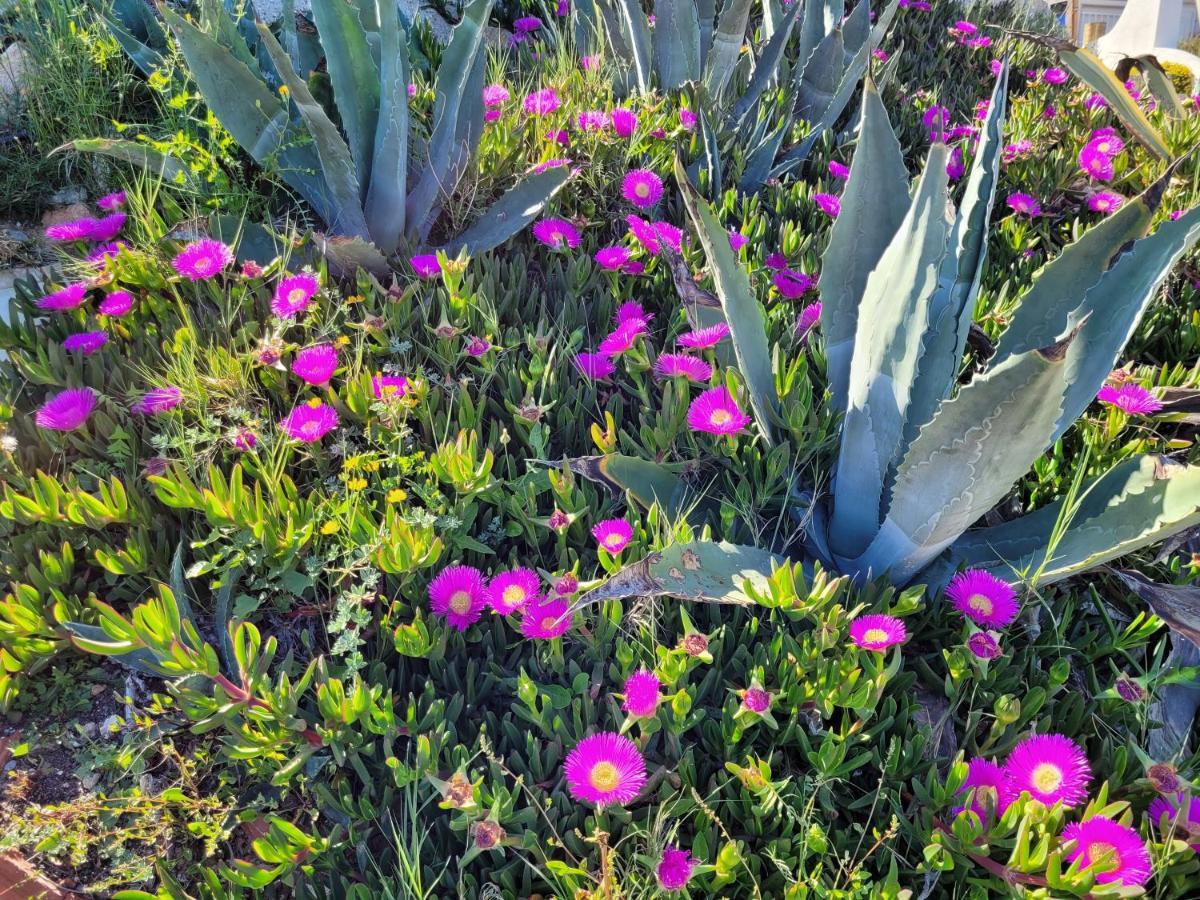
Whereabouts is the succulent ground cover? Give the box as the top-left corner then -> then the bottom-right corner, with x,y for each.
6,0 -> 1200,896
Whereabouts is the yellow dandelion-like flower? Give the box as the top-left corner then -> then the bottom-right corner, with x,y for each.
365,460 -> 381,472
320,520 -> 340,535
347,477 -> 368,491
387,488 -> 407,503
307,396 -> 324,408
336,335 -> 351,347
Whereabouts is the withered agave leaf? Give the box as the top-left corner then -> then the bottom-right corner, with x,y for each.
1109,568 -> 1200,648
567,541 -> 785,615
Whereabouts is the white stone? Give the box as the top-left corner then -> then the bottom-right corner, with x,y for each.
1097,0 -> 1200,83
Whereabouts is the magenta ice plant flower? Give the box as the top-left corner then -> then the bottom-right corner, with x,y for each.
954,758 -> 1008,821
98,290 -> 134,317
1001,733 -> 1091,808
1089,191 -> 1125,214
429,564 -> 488,631
532,217 -> 581,249
679,108 -> 697,129
44,218 -> 95,241
677,322 -> 730,350
946,569 -> 1019,628
1062,817 -> 1151,887
372,374 -> 409,400
521,594 -> 573,639
594,246 -> 632,270
563,732 -> 647,807
1079,141 -> 1115,180
773,269 -> 815,299
172,239 -> 233,281
621,169 -> 663,208
598,322 -> 644,356
611,107 -> 637,137
131,386 -> 182,416
656,846 -> 696,892
828,160 -> 850,180
483,84 -> 509,107
88,213 -> 126,242
621,669 -> 661,718
97,191 -> 126,210
741,686 -> 771,713
62,330 -> 108,354
36,282 -> 88,312
654,353 -> 713,381
35,387 -> 97,431
1006,192 -> 1042,217
593,518 -> 633,553
488,568 -> 540,614
613,301 -> 652,329
291,344 -> 339,386
1149,794 -> 1200,852
1042,67 -> 1068,85
967,631 -> 1002,660
687,386 -> 751,435
280,400 -> 339,442
796,300 -> 822,337
577,110 -> 609,131
1097,382 -> 1162,415
272,272 -> 320,318
575,351 -> 616,380
523,88 -> 560,115
814,193 -> 841,218
850,614 -> 907,652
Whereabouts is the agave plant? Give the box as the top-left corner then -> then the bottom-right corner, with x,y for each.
87,0 -> 567,256
585,0 -> 898,191
566,62 -> 1200,612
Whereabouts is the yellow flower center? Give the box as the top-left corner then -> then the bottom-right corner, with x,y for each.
1088,841 -> 1120,873
382,384 -> 399,396
710,409 -> 733,426
300,421 -> 321,437
605,534 -> 625,548
449,590 -> 473,614
863,628 -> 888,644
1031,762 -> 1063,794
635,182 -> 650,198
288,288 -> 308,304
589,761 -> 620,793
541,616 -> 559,632
503,585 -> 526,606
968,594 -> 994,616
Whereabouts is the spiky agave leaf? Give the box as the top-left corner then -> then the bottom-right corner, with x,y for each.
364,0 -> 411,252
653,0 -> 701,89
704,0 -> 753,100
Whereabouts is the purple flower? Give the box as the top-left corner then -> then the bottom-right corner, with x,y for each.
372,374 -> 409,400
88,213 -> 126,242
1097,382 -> 1162,415
577,110 -> 609,131
1079,142 -> 1115,180
35,387 -> 97,431
967,632 -> 1002,660
814,193 -> 841,218
488,567 -> 540,615
796,300 -> 821,337
622,169 -> 663,208
677,322 -> 730,350
280,400 -> 339,442
946,146 -> 966,181
131,386 -> 182,416
36,282 -> 88,312
483,84 -> 509,107
594,246 -> 632,271
563,733 -> 646,807
922,105 -> 949,141
576,352 -> 615,380
429,564 -> 488,631
828,160 -> 850,180
729,231 -> 749,251
1006,192 -> 1042,218
98,290 -> 134,317
621,669 -> 661,718
521,594 -> 573,639
654,353 -> 712,381
849,614 -> 906,652
656,846 -> 696,892
532,217 -> 581,249
1088,191 -> 1125,215
523,88 -> 560,115
773,269 -> 815,299
97,191 -> 126,210
1042,67 -> 1068,85
62,330 -> 108,355
679,108 -> 697,130
688,386 -> 751,435
593,518 -> 633,553
513,15 -> 541,34
44,219 -> 94,241
946,569 -> 1019,628
172,239 -> 233,281
272,272 -> 320,318
611,107 -> 637,138
291,344 -> 339,386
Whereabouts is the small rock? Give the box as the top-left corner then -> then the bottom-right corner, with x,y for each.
41,202 -> 89,228
100,714 -> 124,738
81,721 -> 98,739
48,185 -> 88,206
0,42 -> 28,102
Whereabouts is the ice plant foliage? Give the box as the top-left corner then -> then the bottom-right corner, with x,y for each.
563,732 -> 647,807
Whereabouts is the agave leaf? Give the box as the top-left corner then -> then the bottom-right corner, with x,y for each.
698,105 -> 724,199
443,166 -> 572,255
860,329 -> 1080,583
796,0 -> 827,72
675,154 -> 778,444
1049,204 -> 1200,443
61,138 -> 195,188
103,13 -> 164,76
948,456 -> 1200,586
567,541 -> 785,614
821,79 -> 909,419
794,22 -> 844,122
653,0 -> 701,89
1149,636 -> 1200,759
536,455 -> 703,520
902,63 -> 1008,448
572,0 -> 601,54
730,0 -> 800,126
1015,33 -> 1171,159
309,0 -> 380,195
364,0 -> 410,252
257,24 -> 371,240
159,9 -> 332,225
704,0 -> 752,101
63,622 -> 163,675
737,120 -> 788,193
830,143 -> 951,558
316,234 -> 390,278
405,0 -> 493,234
993,166 -> 1174,364
615,0 -> 653,94
868,0 -> 900,48
208,214 -> 293,266
840,0 -> 870,58
1135,55 -> 1186,119
698,0 -> 716,70
1110,569 -> 1200,648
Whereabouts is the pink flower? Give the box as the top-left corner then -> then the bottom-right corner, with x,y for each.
280,401 -> 339,442
44,218 -> 95,241
622,169 -> 663,208
580,54 -> 599,71
828,160 -> 850,180
611,107 -> 637,138
814,193 -> 841,218
520,594 -> 573,639
532,217 -> 581,249
1149,794 -> 1200,853
62,330 -> 108,354
654,353 -> 713,381
465,335 -> 491,357
1097,383 -> 1162,415
87,242 -> 127,266
88,213 -> 126,242
546,128 -> 569,146
563,732 -> 646,807
98,290 -> 134,317
679,108 -> 697,130
131,386 -> 183,415
408,253 -> 440,278
849,614 -> 907,652
1042,67 -> 1068,85
947,569 -> 1019,628
1079,142 -> 1115,180
576,352 -> 615,380
232,429 -> 257,451
598,322 -> 645,356
97,191 -> 126,210
742,686 -> 771,713
172,239 -> 233,281
729,231 -> 749,251
627,215 -> 662,253
577,110 -> 609,131
1088,191 -> 1125,215
291,344 -> 339,386
272,272 -> 320,318
593,518 -> 633,553
1062,817 -> 1151,886
677,322 -> 730,350
514,15 -> 541,34
533,157 -> 570,173
372,374 -> 409,399
484,109 -> 502,122
36,282 -> 88,312
622,669 -> 661,718
429,564 -> 488,631
35,387 -> 97,431
1006,192 -> 1042,217
967,631 -> 1002,660
954,758 -> 1008,821
796,300 -> 821,337
656,846 -> 696,892
773,269 -> 815,299
687,386 -> 751,435
922,105 -> 949,141
947,146 -> 966,181
488,567 -> 540,614
614,301 -> 652,330
483,84 -> 509,107
594,246 -> 632,270
651,221 -> 683,253
523,88 -> 560,115
765,251 -> 788,270
1001,733 -> 1091,808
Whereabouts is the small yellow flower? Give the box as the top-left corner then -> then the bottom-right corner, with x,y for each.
336,335 -> 351,347
345,294 -> 364,305
347,477 -> 368,491
307,396 -> 323,408
387,488 -> 407,503
365,460 -> 381,472
320,520 -> 340,535
343,455 -> 361,470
